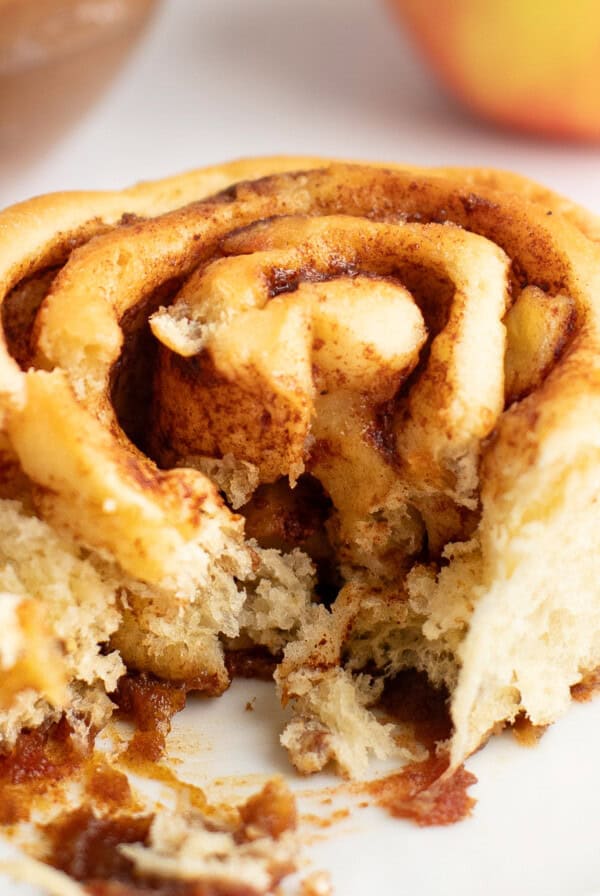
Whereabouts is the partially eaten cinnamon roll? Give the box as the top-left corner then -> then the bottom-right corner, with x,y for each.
0,157 -> 599,782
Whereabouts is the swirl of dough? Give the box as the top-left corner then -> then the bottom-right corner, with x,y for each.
150,211 -> 508,577
0,159 -> 599,776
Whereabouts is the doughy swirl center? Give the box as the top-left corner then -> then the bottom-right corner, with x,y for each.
150,213 -> 509,572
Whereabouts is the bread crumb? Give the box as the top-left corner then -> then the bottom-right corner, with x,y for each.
300,870 -> 333,896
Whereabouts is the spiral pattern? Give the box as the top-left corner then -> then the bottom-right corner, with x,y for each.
0,158 -> 600,773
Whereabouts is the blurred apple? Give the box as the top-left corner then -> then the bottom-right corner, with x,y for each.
388,0 -> 600,142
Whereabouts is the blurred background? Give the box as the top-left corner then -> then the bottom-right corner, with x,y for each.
1,0 -> 600,210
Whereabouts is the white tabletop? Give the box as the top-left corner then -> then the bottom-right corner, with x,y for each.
2,0 -> 600,212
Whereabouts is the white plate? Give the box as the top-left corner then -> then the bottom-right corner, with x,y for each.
2,677 -> 600,896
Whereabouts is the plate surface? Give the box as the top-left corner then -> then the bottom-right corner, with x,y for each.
2,678 -> 600,896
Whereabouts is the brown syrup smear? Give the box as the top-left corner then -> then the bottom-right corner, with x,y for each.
237,778 -> 297,841
511,713 -> 548,747
379,668 -> 453,751
85,881 -> 256,895
0,717 -> 143,827
111,671 -> 246,820
369,670 -> 476,826
45,806 -> 153,884
44,780 -> 297,896
45,809 -> 220,895
301,809 -> 350,829
85,757 -> 135,809
0,716 -> 90,824
571,667 -> 600,702
84,886 -> 190,895
225,647 -> 279,682
113,673 -> 231,820
366,754 -> 476,827
117,756 -> 216,819
114,673 -> 191,762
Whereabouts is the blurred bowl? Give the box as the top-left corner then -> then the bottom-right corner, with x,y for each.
388,0 -> 600,143
0,0 -> 159,174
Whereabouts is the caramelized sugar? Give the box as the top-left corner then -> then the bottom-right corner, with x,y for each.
46,809 -> 228,895
114,673 -> 188,761
301,809 -> 350,829
85,756 -> 135,808
379,668 -> 453,751
86,884 -> 190,895
45,806 -> 153,883
225,647 -> 279,682
571,668 -> 600,702
44,780 -> 298,896
85,881 -> 256,895
116,757 -> 217,819
366,755 -> 476,827
238,778 -> 297,841
0,717 -> 89,823
511,713 -> 548,747
370,669 -> 475,826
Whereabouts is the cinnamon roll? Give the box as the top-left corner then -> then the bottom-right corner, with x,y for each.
0,157 -> 599,781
